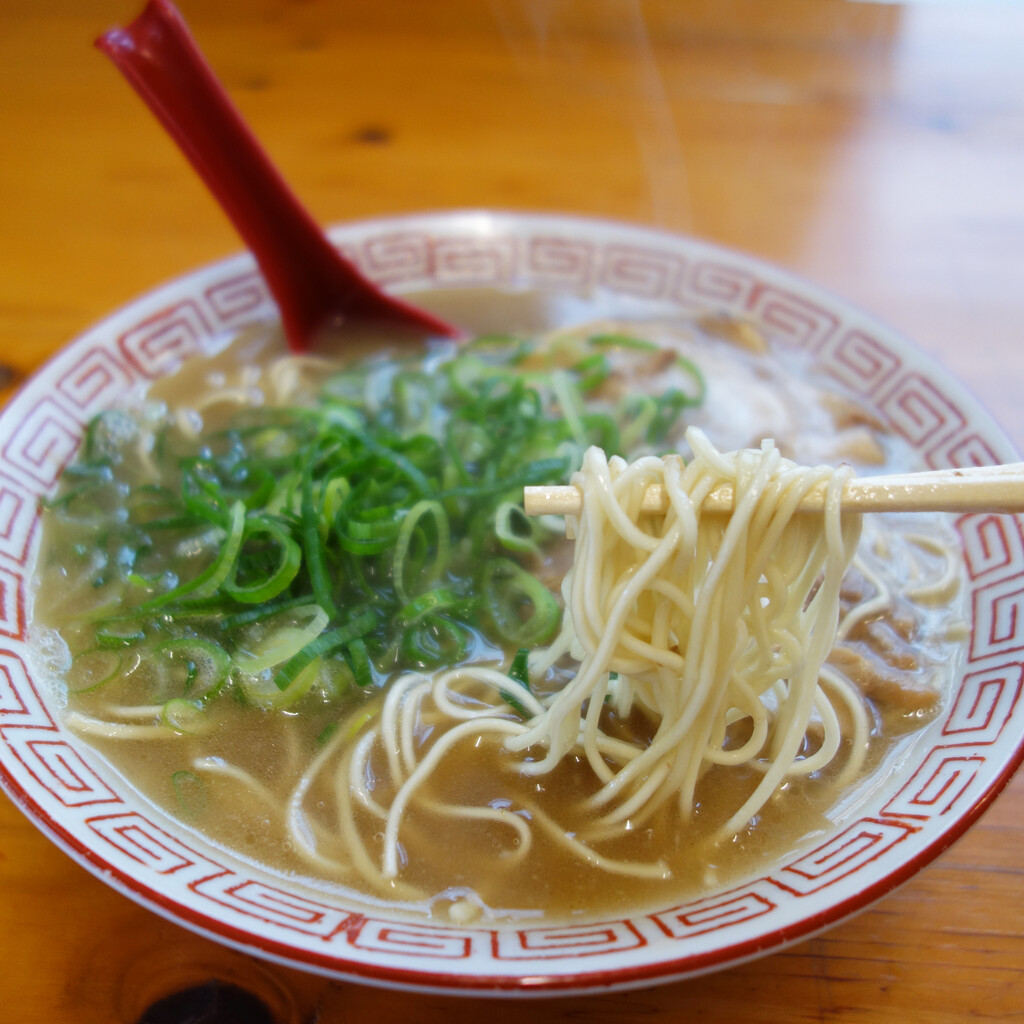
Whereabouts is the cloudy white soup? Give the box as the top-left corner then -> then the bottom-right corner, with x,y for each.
33,292 -> 966,924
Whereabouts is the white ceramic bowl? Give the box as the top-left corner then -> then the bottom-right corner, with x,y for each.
2,211 -> 1022,995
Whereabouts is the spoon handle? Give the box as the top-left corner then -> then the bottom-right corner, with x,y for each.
96,0 -> 458,349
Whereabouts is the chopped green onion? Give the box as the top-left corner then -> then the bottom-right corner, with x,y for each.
393,499 -> 450,604
65,649 -> 124,694
498,647 -> 536,715
571,353 -> 611,392
223,515 -> 302,604
243,657 -> 321,710
301,458 -> 339,619
161,698 -> 207,734
396,587 -> 464,625
400,615 -> 472,668
233,604 -> 330,675
48,327 -> 704,708
272,611 -> 377,692
587,332 -> 659,352
94,622 -> 147,649
481,558 -> 561,647
217,594 -> 314,633
508,647 -> 531,688
171,770 -> 207,818
156,637 -> 231,700
140,500 -> 246,610
649,387 -> 699,444
343,638 -> 374,689
494,500 -> 543,557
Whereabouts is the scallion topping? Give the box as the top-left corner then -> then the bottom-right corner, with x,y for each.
48,328 -> 701,713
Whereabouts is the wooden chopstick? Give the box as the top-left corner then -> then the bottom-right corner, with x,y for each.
523,462 -> 1024,517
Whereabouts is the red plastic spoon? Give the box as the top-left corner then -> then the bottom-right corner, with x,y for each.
96,0 -> 460,351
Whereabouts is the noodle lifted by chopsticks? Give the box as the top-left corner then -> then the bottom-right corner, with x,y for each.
506,427 -> 865,842
345,428 -> 868,887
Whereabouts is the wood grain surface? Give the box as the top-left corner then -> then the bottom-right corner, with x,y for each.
2,1 -> 1022,1020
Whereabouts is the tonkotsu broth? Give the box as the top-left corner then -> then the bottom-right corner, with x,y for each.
33,289 -> 968,923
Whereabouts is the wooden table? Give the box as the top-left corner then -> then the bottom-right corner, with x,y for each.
2,1 -> 1022,1019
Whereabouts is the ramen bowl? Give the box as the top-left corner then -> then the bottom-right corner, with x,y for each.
2,211 -> 1022,995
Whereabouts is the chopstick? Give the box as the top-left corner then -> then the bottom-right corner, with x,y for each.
523,461 -> 1024,517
